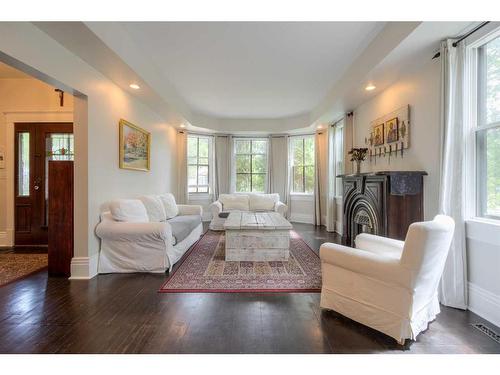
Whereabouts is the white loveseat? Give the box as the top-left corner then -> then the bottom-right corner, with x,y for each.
209,193 -> 287,230
96,193 -> 203,273
319,215 -> 455,344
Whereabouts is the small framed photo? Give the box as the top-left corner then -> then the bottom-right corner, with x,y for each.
385,117 -> 399,143
119,119 -> 151,171
373,123 -> 384,146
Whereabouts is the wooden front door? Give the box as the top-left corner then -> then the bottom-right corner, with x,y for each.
14,123 -> 73,246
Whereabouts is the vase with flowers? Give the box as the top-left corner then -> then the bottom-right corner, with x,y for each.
348,147 -> 368,174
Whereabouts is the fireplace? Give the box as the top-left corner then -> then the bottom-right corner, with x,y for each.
340,171 -> 426,247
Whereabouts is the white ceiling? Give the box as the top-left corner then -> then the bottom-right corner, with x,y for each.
33,21 -> 474,133
119,22 -> 385,119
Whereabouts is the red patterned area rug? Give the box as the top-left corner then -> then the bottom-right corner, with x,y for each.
159,230 -> 321,293
0,254 -> 48,287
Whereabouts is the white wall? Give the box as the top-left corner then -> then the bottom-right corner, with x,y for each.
0,78 -> 74,246
352,59 -> 441,220
0,23 -> 178,278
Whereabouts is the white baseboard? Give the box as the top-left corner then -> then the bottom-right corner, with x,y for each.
468,282 -> 500,328
0,229 -> 14,247
289,213 -> 314,224
69,253 -> 99,280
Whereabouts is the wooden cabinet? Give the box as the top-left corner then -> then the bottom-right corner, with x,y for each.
48,161 -> 74,277
340,171 -> 426,247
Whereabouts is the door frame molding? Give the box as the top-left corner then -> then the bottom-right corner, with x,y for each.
1,110 -> 73,247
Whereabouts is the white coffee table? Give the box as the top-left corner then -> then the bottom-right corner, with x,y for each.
223,212 -> 293,261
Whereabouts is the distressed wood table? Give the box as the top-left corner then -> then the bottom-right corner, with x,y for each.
223,212 -> 293,261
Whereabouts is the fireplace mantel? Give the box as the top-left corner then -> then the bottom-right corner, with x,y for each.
340,171 -> 427,246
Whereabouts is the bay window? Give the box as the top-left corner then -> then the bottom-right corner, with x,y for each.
188,135 -> 211,194
290,136 -> 315,194
234,138 -> 268,193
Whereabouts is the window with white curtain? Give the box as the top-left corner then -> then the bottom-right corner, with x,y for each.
187,135 -> 211,193
290,136 -> 315,194
333,121 -> 344,197
234,138 -> 268,192
474,33 -> 500,219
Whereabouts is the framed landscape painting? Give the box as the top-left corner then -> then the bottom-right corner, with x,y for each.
119,119 -> 150,171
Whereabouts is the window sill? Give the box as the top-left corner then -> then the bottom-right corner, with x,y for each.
290,193 -> 314,201
188,193 -> 212,201
465,217 -> 500,246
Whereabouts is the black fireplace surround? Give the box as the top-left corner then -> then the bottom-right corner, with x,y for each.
339,171 -> 427,247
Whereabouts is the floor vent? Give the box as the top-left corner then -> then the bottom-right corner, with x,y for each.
471,323 -> 500,344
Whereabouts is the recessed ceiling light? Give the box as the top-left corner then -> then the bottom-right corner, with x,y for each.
129,83 -> 140,90
180,124 -> 186,128
365,84 -> 376,91
317,125 -> 323,129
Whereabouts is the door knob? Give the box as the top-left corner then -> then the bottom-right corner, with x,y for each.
34,185 -> 39,190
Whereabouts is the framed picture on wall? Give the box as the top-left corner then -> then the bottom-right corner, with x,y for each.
119,119 -> 151,171
373,123 -> 384,146
385,117 -> 399,143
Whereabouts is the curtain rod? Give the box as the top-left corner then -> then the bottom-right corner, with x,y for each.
432,22 -> 491,59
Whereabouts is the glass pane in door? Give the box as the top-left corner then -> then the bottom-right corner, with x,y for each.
45,133 -> 74,225
18,132 -> 30,196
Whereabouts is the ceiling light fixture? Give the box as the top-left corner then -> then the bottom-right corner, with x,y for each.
129,83 -> 140,90
365,84 -> 376,91
180,124 -> 186,128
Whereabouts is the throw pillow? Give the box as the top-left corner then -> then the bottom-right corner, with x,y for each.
159,193 -> 179,219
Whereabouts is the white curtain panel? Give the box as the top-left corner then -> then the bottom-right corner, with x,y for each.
438,39 -> 468,309
344,114 -> 354,174
325,124 -> 337,232
268,135 -> 290,207
176,131 -> 188,204
213,135 -> 231,200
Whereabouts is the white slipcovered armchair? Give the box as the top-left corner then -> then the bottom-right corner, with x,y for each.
320,215 -> 455,344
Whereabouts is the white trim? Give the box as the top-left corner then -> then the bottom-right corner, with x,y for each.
69,254 -> 98,280
0,229 -> 13,247
1,110 -> 73,247
289,213 -> 314,224
468,282 -> 500,328
335,221 -> 343,235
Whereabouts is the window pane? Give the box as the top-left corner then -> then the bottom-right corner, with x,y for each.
292,138 -> 303,167
188,156 -> 197,165
235,140 -> 250,154
198,166 -> 209,186
304,137 -> 315,166
18,132 -> 30,196
188,186 -> 197,193
198,138 -> 209,157
198,186 -> 209,193
252,140 -> 267,154
480,127 -> 500,217
293,167 -> 304,193
305,165 -> 315,194
251,174 -> 265,192
187,137 -> 198,157
198,157 -> 209,165
236,174 -> 250,192
486,37 -> 500,125
236,155 -> 251,173
188,165 -> 197,186
252,154 -> 266,173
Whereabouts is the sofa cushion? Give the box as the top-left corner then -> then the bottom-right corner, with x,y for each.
249,193 -> 279,211
109,199 -> 149,223
159,193 -> 179,219
168,215 -> 202,245
219,194 -> 249,211
139,195 -> 167,222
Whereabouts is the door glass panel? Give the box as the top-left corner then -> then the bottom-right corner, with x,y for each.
45,133 -> 74,225
18,132 -> 30,196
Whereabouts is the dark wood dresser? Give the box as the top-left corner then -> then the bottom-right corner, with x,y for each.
339,171 -> 427,247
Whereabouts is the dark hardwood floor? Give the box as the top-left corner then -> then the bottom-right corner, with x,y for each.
0,223 -> 499,354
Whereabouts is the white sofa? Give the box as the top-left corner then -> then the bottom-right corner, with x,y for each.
95,193 -> 203,273
209,193 -> 287,230
319,215 -> 455,344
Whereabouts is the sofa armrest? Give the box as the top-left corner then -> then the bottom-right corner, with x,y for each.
209,201 -> 223,216
274,201 -> 288,217
96,218 -> 172,243
177,204 -> 203,216
320,242 -> 411,288
355,233 -> 405,259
